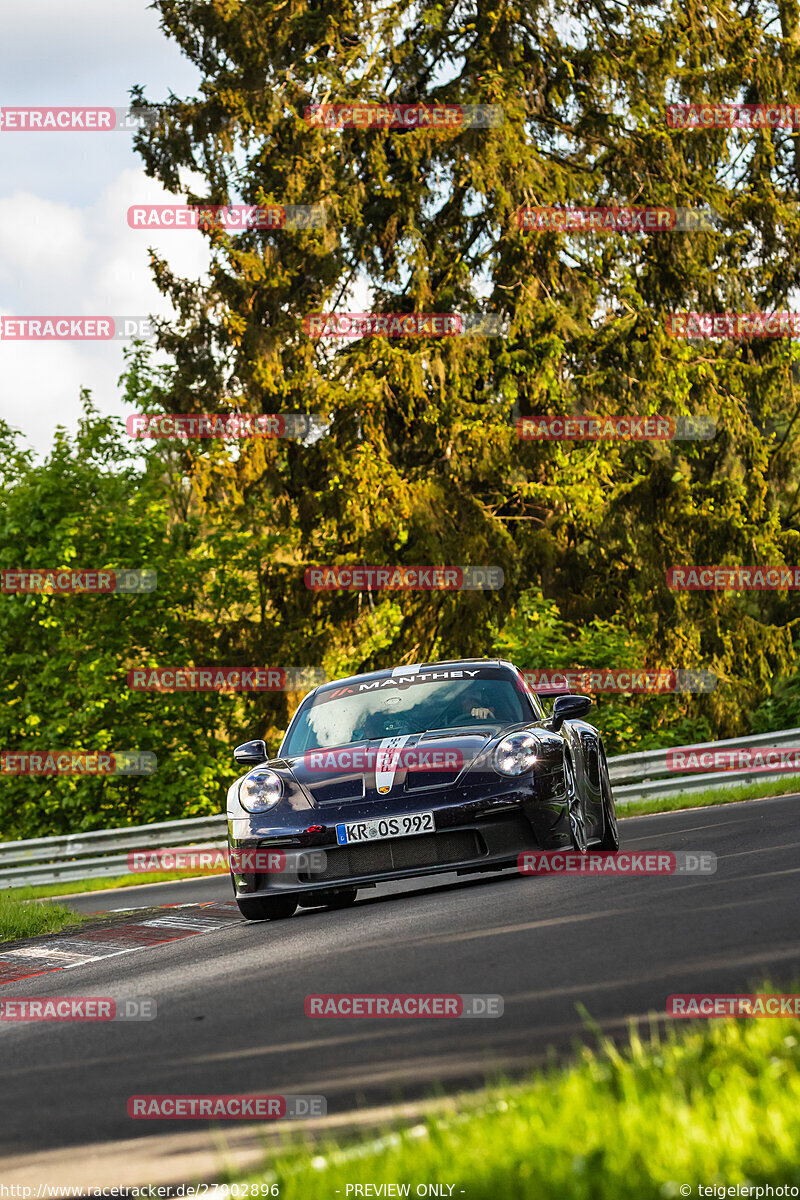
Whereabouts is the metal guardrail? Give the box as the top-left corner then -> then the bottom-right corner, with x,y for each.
2,727 -> 799,889
610,725 -> 800,801
0,815 -> 227,889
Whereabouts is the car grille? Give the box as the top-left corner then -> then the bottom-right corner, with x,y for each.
299,830 -> 485,882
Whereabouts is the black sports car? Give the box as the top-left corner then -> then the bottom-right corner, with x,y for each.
227,658 -> 620,920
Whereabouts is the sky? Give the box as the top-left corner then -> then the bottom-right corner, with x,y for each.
0,0 -> 209,456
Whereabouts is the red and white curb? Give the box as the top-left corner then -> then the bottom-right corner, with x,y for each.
0,902 -> 242,985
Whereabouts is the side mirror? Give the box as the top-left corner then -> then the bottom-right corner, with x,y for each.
550,694 -> 592,731
234,739 -> 269,766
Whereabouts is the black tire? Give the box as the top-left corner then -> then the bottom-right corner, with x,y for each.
564,754 -> 588,852
595,746 -> 620,851
236,895 -> 298,921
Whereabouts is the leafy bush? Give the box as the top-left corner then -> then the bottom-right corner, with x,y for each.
492,588 -> 713,755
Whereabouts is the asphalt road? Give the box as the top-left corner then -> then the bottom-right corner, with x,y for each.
1,797 -> 799,1158
63,871 -> 234,912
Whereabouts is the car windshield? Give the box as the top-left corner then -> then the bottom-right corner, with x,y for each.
281,672 -> 532,755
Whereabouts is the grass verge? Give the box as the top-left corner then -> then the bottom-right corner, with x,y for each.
238,1008 -> 800,1198
13,867 -> 227,902
619,773 -> 800,816
0,889 -> 85,941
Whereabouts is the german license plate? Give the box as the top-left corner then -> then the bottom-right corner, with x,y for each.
335,811 -> 435,846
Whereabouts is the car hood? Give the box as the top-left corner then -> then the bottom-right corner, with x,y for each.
276,727 -> 504,807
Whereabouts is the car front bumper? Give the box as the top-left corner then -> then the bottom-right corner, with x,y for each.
229,798 -> 572,900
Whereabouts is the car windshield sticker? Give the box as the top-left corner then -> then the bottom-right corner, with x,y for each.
311,667 -> 510,705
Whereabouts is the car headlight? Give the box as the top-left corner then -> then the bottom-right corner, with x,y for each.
493,732 -> 539,776
239,768 -> 283,813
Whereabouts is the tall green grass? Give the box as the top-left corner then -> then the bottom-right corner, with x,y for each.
0,889 -> 84,942
243,1011 -> 800,1198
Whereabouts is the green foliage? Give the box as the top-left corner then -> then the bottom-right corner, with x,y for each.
126,0 -> 800,740
0,400 -> 247,838
7,1 -> 800,835
493,588 -> 645,668
492,588 -> 713,753
750,657 -> 800,733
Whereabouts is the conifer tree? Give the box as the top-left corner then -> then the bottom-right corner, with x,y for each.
129,0 -> 800,735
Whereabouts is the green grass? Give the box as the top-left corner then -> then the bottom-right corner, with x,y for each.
14,866 -> 227,901
0,889 -> 85,942
238,1009 -> 800,1198
619,773 -> 800,816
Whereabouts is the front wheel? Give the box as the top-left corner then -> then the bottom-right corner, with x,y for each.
565,755 -> 588,853
236,895 -> 298,921
594,746 -> 620,851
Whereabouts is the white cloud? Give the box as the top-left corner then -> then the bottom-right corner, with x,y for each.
0,194 -> 90,284
0,0 -> 202,210
0,168 -> 213,456
0,0 -> 208,455
0,337 -> 126,453
0,0 -> 199,97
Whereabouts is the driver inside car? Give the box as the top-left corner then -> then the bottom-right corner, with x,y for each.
445,685 -> 499,726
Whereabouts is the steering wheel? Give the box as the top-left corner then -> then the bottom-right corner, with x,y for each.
441,697 -> 485,727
